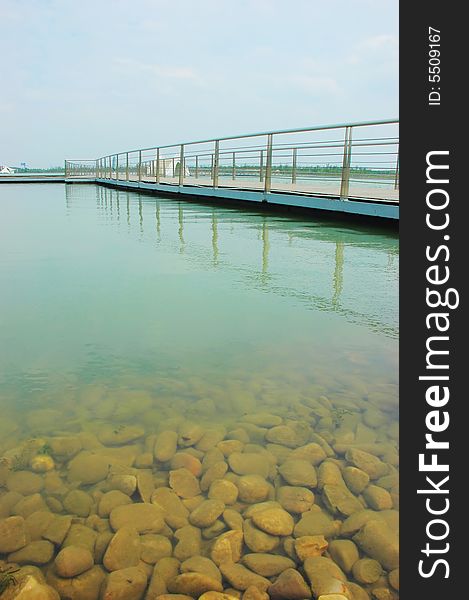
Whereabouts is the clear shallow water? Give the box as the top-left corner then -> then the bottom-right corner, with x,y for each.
0,183 -> 399,598
0,183 -> 398,416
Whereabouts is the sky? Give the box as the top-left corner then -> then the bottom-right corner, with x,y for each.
0,0 -> 398,167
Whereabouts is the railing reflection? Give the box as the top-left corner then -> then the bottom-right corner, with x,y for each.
212,212 -> 219,267
332,242 -> 344,307
72,185 -> 397,337
261,220 -> 270,281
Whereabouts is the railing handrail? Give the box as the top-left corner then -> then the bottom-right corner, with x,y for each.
88,118 -> 398,160
65,118 -> 399,202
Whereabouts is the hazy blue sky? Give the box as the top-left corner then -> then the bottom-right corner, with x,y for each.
1,0 -> 398,167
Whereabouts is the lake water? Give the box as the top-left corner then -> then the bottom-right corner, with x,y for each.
0,183 -> 399,598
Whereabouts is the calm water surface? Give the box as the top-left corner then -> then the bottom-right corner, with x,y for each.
0,183 -> 399,597
0,183 -> 398,419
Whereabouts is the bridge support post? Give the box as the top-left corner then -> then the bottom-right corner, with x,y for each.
179,145 -> 184,186
213,140 -> 219,188
264,134 -> 273,194
292,148 -> 297,184
340,126 -> 352,200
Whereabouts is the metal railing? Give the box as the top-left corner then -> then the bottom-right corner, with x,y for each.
65,119 -> 399,203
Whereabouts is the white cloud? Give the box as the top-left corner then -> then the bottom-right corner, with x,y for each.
360,34 -> 398,51
139,19 -> 165,32
348,33 -> 398,65
289,75 -> 342,96
114,58 -> 200,82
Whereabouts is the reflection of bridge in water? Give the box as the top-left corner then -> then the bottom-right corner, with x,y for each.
65,184 -> 398,338
64,119 -> 399,221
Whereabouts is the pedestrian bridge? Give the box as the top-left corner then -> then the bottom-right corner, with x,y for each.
66,119 -> 399,221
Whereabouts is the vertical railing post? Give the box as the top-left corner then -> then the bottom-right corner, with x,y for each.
95,160 -> 98,179
394,146 -> 399,190
64,160 -> 68,178
156,148 -> 160,183
116,154 -> 119,181
108,157 -> 112,179
259,150 -> 264,182
232,152 -> 236,180
179,144 -> 184,186
210,154 -> 214,179
172,157 -> 175,178
292,148 -> 297,184
340,126 -> 352,200
138,150 -> 142,182
126,153 -> 129,181
264,134 -> 273,194
213,140 -> 219,188
195,155 -> 199,179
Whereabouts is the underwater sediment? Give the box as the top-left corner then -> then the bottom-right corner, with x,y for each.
0,381 -> 399,600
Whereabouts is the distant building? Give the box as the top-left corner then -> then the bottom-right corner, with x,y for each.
0,165 -> 15,174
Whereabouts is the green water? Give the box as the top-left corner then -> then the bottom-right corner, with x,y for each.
0,183 -> 399,598
0,183 -> 398,421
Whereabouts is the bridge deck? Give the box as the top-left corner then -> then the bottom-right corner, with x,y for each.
0,173 -> 398,220
111,174 -> 398,203
96,176 -> 399,220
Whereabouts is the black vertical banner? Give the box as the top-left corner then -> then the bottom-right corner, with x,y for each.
401,3 -> 464,597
